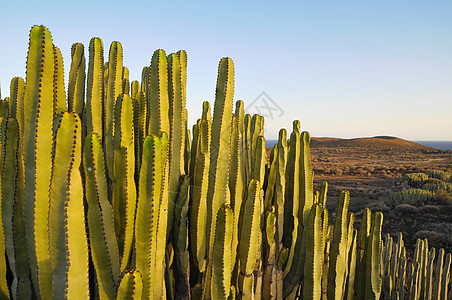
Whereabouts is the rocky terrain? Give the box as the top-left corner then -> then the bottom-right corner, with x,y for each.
290,136 -> 452,254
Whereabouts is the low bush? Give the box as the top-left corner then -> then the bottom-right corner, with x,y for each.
402,172 -> 428,187
386,188 -> 434,208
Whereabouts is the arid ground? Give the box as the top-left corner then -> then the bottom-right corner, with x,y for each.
286,136 -> 452,254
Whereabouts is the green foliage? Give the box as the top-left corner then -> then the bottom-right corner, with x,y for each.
386,188 -> 434,208
402,172 -> 429,187
427,170 -> 451,181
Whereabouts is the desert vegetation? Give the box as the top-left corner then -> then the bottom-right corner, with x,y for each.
0,25 -> 450,299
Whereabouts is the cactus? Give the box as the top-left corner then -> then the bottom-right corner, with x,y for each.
303,203 -> 325,300
189,119 -> 210,274
135,133 -> 169,300
49,112 -> 89,299
68,43 -> 86,116
327,191 -> 350,300
204,57 -> 234,298
22,25 -> 56,299
5,25 -> 452,300
52,45 -> 67,115
238,179 -> 262,299
105,41 -> 123,179
85,37 -> 104,137
116,270 -> 143,300
173,175 -> 191,299
112,93 -> 137,272
84,132 -> 120,299
211,204 -> 234,300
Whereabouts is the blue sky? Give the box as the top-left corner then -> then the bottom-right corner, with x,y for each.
1,0 -> 451,140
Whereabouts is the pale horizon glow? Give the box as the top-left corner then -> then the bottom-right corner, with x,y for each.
1,0 -> 451,141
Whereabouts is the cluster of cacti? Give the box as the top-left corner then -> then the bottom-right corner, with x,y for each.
381,233 -> 452,299
402,173 -> 429,188
0,25 -> 451,299
427,170 -> 452,182
386,189 -> 435,208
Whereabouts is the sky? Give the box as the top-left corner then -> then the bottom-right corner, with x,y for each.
1,0 -> 451,141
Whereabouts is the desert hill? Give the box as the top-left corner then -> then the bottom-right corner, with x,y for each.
311,136 -> 436,151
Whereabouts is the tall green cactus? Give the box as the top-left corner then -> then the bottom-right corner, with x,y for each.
22,25 -> 55,299
365,212 -> 383,300
0,118 -> 10,299
189,119 -> 210,274
327,191 -> 351,300
173,175 -> 190,299
135,133 -> 169,300
303,204 -> 325,300
168,52 -> 186,239
204,57 -> 234,299
112,93 -> 136,272
105,41 -> 123,179
211,204 -> 234,300
238,179 -> 262,299
49,112 -> 89,299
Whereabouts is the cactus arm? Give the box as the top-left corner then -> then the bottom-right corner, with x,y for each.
148,49 -> 170,136
61,114 -> 89,299
53,45 -> 67,115
68,43 -> 86,116
173,175 -> 190,299
205,57 -> 234,297
345,228 -> 357,300
22,25 -> 55,299
440,253 -> 451,300
85,37 -> 104,136
116,270 -> 143,300
282,128 -> 300,273
303,204 -> 324,300
49,112 -> 79,296
112,93 -> 136,272
84,133 -> 120,299
105,41 -> 123,179
327,191 -> 350,300
229,115 -> 244,270
168,53 -> 186,240
135,133 -> 168,300
425,248 -> 435,300
190,119 -> 210,273
211,204 -> 234,300
238,180 -> 261,298
122,66 -> 130,94
9,77 -> 25,119
131,80 -> 140,100
0,118 -> 10,299
365,212 -> 383,300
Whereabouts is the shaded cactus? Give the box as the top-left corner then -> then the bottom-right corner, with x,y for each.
84,133 -> 120,299
116,270 -> 143,300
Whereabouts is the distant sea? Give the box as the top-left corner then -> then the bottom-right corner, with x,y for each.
265,139 -> 452,151
413,141 -> 452,151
